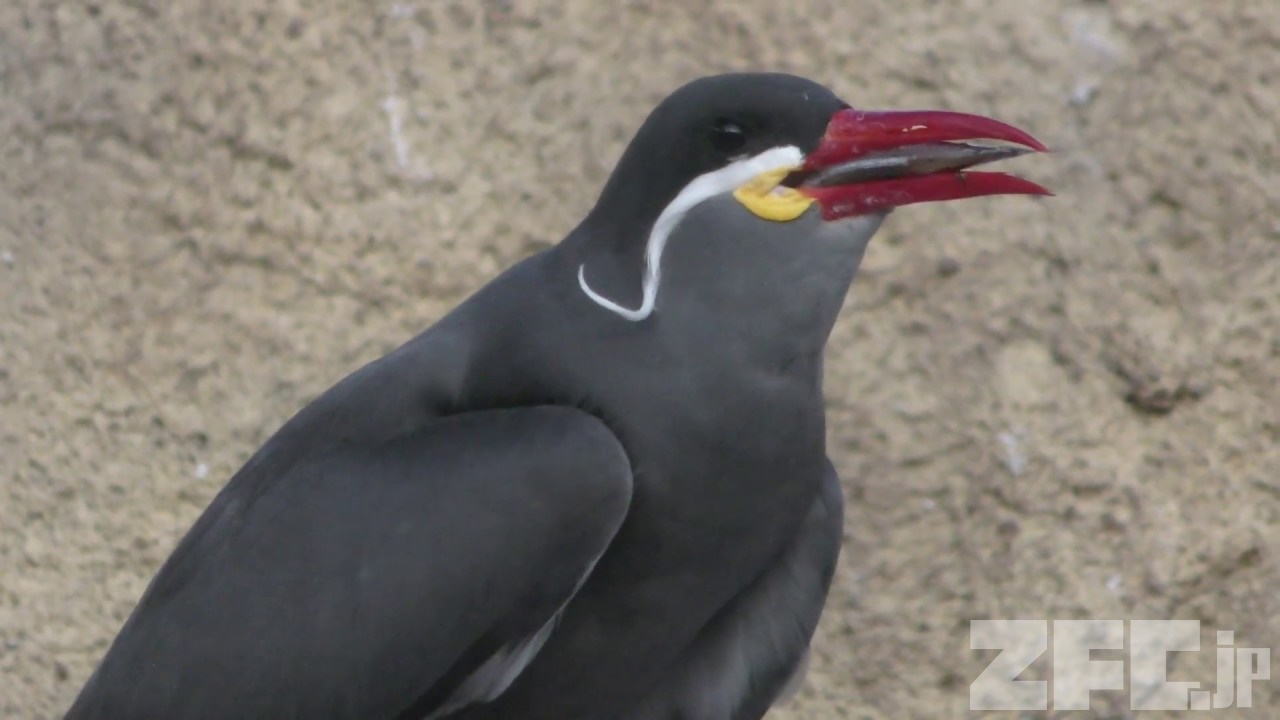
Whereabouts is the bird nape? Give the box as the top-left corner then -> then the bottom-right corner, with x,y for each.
65,72 -> 1046,720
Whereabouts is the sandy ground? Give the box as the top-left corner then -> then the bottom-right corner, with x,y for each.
2,1 -> 1277,717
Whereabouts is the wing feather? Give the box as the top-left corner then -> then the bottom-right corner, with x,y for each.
65,406 -> 632,720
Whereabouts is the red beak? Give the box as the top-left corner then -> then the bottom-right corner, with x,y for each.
793,108 -> 1051,220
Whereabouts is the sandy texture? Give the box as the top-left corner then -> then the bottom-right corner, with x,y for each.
2,1 -> 1277,717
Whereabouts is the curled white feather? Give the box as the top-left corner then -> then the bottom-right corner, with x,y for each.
578,146 -> 805,322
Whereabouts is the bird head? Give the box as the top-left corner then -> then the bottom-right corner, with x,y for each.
576,73 -> 1048,323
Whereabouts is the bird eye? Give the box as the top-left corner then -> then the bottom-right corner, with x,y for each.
710,119 -> 747,155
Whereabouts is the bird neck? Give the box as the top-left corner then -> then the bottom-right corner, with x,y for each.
658,242 -> 862,374
560,214 -> 652,312
556,205 -> 875,379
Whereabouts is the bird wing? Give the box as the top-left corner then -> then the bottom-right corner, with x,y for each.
626,459 -> 843,720
64,405 -> 633,720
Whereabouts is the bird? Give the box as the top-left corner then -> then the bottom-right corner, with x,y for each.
64,72 -> 1047,720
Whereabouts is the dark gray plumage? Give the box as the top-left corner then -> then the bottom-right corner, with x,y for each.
66,72 -> 1045,719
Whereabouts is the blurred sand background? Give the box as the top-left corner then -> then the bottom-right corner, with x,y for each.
1,1 -> 1277,717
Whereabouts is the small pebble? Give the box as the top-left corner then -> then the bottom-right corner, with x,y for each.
937,256 -> 960,277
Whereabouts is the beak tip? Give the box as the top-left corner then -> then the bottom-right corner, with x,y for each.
1027,182 -> 1054,198
1013,133 -> 1049,154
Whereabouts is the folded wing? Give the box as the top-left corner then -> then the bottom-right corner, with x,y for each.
65,406 -> 633,720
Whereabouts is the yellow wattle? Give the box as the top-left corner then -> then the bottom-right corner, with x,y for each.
731,167 -> 815,222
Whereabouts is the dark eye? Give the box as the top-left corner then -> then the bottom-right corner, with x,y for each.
710,119 -> 748,155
